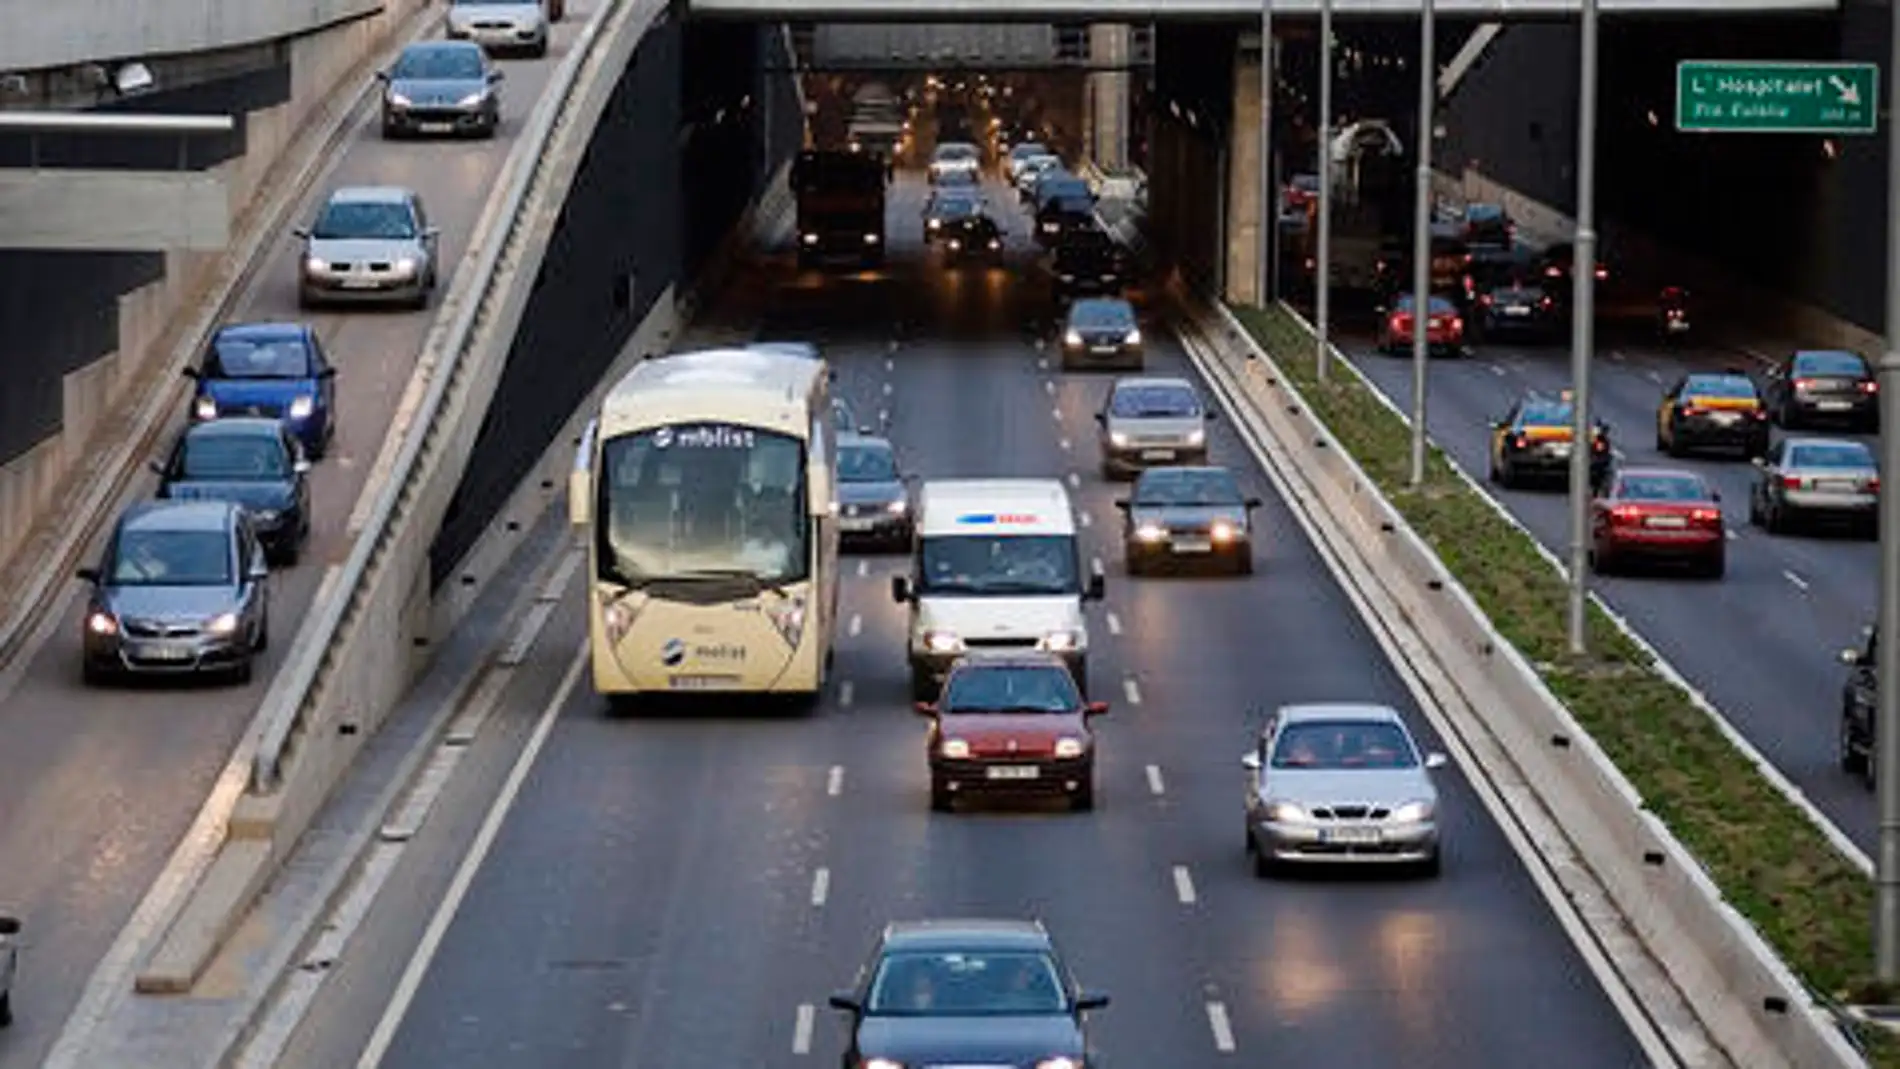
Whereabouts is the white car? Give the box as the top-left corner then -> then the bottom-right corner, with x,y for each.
928,142 -> 982,184
0,915 -> 18,1027
1015,153 -> 1060,198
446,0 -> 550,57
1006,141 -> 1050,182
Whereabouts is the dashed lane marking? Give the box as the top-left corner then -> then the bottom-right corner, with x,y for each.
1045,380 -> 1056,395
1146,764 -> 1164,794
1488,364 -> 1505,377
810,867 -> 830,907
1172,865 -> 1197,904
792,1004 -> 815,1055
827,765 -> 844,796
1646,369 -> 1663,384
1784,569 -> 1809,592
1067,472 -> 1081,488
1122,678 -> 1142,705
839,680 -> 856,707
848,613 -> 862,637
882,382 -> 893,395
1105,612 -> 1122,636
856,560 -> 868,577
1052,407 -> 1064,421
1206,1001 -> 1236,1052
1059,437 -> 1071,451
1079,512 -> 1092,528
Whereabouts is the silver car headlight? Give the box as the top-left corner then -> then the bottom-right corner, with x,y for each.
922,629 -> 961,654
884,499 -> 908,514
1040,629 -> 1080,652
457,91 -> 486,108
939,739 -> 970,759
193,396 -> 217,420
287,395 -> 316,420
1108,432 -> 1129,447
206,613 -> 239,636
394,256 -> 418,276
1265,800 -> 1310,823
1390,800 -> 1435,823
1134,523 -> 1165,542
303,256 -> 326,273
1036,1058 -> 1082,1069
1186,428 -> 1206,446
387,92 -> 412,107
1052,738 -> 1085,759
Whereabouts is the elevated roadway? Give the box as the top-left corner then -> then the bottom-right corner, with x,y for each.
263,174 -> 1650,1068
692,0 -> 1833,19
0,19 -> 584,1066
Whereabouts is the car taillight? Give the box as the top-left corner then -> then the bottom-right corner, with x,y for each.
1592,434 -> 1608,451
1752,409 -> 1768,420
1480,294 -> 1493,305
1594,266 -> 1608,280
1681,406 -> 1702,417
1862,380 -> 1879,393
1781,474 -> 1804,489
1869,476 -> 1882,492
1392,315 -> 1412,332
1449,316 -> 1464,334
1610,506 -> 1644,523
1514,434 -> 1529,448
1545,266 -> 1562,278
1794,378 -> 1817,390
1690,508 -> 1721,524
1541,296 -> 1554,307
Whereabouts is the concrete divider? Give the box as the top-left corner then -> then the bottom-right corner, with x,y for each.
132,0 -> 670,994
1181,289 -> 1863,1068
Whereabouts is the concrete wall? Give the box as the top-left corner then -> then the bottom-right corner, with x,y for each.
430,20 -> 804,584
0,0 -> 427,569
0,0 -> 383,73
1437,23 -> 1578,213
811,22 -> 1056,66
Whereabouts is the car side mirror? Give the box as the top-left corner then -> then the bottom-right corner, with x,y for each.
1093,412 -> 1106,425
1842,648 -> 1864,666
1112,498 -> 1129,510
319,366 -> 338,379
1425,752 -> 1448,769
1085,572 -> 1105,601
180,366 -> 201,380
891,576 -> 911,603
292,226 -> 309,239
1075,990 -> 1110,1012
294,459 -> 313,475
1241,751 -> 1262,771
1085,700 -> 1109,717
425,226 -> 441,239
829,992 -> 861,1013
489,69 -> 505,83
76,567 -> 100,584
149,459 -> 166,476
1244,497 -> 1263,509
374,70 -> 390,82
913,701 -> 936,717
1204,410 -> 1218,421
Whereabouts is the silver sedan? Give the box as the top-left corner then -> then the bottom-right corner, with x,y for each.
296,186 -> 439,309
1243,703 -> 1446,876
446,0 -> 551,56
1748,436 -> 1878,538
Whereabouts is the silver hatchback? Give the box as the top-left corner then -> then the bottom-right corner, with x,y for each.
1750,436 -> 1879,538
1095,376 -> 1214,479
447,0 -> 551,56
296,186 -> 439,308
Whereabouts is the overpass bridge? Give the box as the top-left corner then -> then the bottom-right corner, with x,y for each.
792,21 -> 1154,70
693,0 -> 1833,19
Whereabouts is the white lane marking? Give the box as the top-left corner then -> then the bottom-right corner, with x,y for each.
1488,364 -> 1505,377
887,339 -> 900,354
1045,380 -> 1057,395
1052,407 -> 1064,421
1037,356 -> 1049,369
1067,473 -> 1081,489
1122,678 -> 1142,705
856,560 -> 869,577
848,613 -> 862,637
884,357 -> 895,371
827,765 -> 844,796
1609,350 -> 1626,362
1105,611 -> 1122,636
877,409 -> 889,426
355,644 -> 587,1069
1145,764 -> 1164,794
1726,528 -> 1739,541
792,1003 -> 815,1055
1060,437 -> 1072,452
840,680 -> 856,707
1079,512 -> 1092,528
1646,369 -> 1663,384
1089,555 -> 1104,576
810,867 -> 831,907
1783,569 -> 1810,592
1172,864 -> 1197,904
882,382 -> 893,395
1206,1001 -> 1236,1052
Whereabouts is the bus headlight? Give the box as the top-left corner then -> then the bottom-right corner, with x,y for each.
1135,523 -> 1166,542
1040,630 -> 1080,652
1053,738 -> 1085,759
940,738 -> 971,759
922,629 -> 961,654
603,599 -> 635,645
767,597 -> 807,650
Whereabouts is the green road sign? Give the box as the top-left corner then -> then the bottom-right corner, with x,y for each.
1676,60 -> 1878,134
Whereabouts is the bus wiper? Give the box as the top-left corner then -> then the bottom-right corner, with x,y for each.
660,568 -> 787,596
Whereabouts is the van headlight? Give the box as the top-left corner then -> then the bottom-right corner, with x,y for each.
1209,520 -> 1239,543
1053,738 -> 1085,758
1040,629 -> 1080,652
864,233 -> 880,245
193,396 -> 218,420
1134,523 -> 1166,542
1390,800 -> 1435,823
1186,428 -> 1205,446
288,395 -> 315,420
939,739 -> 971,759
922,629 -> 961,653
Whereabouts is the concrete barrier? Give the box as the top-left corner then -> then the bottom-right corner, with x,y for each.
1180,289 -> 1864,1069
132,0 -> 670,995
2,0 -> 385,74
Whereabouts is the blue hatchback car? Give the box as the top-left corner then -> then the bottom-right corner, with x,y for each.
185,323 -> 337,458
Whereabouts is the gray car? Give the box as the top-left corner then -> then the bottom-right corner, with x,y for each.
837,434 -> 912,549
379,40 -> 503,139
1115,466 -> 1260,575
1095,376 -> 1214,479
78,500 -> 271,685
0,915 -> 16,1027
1749,436 -> 1879,537
1243,703 -> 1446,876
446,0 -> 550,56
296,186 -> 439,309
1059,297 -> 1142,371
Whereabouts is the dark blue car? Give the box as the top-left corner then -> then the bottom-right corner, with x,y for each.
185,322 -> 337,458
153,419 -> 312,564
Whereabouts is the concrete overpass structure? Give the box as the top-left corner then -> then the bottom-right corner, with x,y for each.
692,0 -> 1834,19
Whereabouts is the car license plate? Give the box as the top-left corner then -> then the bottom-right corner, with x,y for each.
140,641 -> 195,662
340,277 -> 380,289
1090,345 -> 1117,354
1646,515 -> 1688,528
1322,825 -> 1382,845
1710,411 -> 1740,425
986,765 -> 1040,780
840,516 -> 877,532
1817,400 -> 1853,411
1549,442 -> 1571,457
418,122 -> 455,134
1171,537 -> 1213,553
668,674 -> 738,690
1139,449 -> 1174,460
1504,305 -> 1529,315
1821,479 -> 1860,492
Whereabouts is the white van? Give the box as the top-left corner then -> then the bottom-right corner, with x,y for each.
891,479 -> 1104,699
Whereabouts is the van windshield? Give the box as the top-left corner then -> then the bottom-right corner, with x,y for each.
917,534 -> 1080,597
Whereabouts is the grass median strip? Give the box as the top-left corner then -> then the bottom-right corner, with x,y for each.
1228,301 -> 1895,1064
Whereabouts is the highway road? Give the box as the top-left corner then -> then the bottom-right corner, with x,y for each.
1332,320 -> 1881,846
269,174 -> 1647,1067
0,15 -> 586,1064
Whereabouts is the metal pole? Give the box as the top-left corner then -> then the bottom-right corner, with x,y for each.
1256,0 -> 1274,307
1564,0 -> 1600,655
1315,0 -> 1334,382
1408,0 -> 1434,486
1875,0 -> 1900,981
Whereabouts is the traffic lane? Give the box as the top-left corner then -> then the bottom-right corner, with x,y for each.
0,22 -> 581,1066
1047,339 -> 1648,1066
1341,337 -> 1879,846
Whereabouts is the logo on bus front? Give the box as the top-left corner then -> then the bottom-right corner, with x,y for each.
652,424 -> 756,450
659,637 -> 747,666
660,638 -> 686,666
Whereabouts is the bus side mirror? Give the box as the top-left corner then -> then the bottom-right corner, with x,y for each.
891,576 -> 911,603
567,470 -> 591,526
1841,648 -> 1864,666
1241,751 -> 1262,771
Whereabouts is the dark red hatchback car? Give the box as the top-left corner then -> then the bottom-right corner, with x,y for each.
919,651 -> 1107,812
1590,468 -> 1726,578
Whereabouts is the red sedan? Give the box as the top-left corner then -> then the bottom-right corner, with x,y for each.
920,650 -> 1107,811
1376,294 -> 1465,357
1590,467 -> 1725,578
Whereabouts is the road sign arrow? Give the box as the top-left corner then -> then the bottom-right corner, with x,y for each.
1830,74 -> 1861,106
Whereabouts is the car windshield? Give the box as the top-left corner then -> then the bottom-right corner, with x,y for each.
1069,301 -> 1132,329
933,198 -> 979,218
1614,474 -> 1708,501
1011,143 -> 1048,159
866,950 -> 1067,1016
1794,351 -> 1868,376
181,434 -> 288,480
1270,719 -> 1418,770
596,424 -> 810,588
941,664 -> 1080,712
1520,400 -> 1572,427
207,336 -> 312,378
1291,174 -> 1320,193
1467,204 -> 1505,221
917,534 -> 1080,596
1789,443 -> 1875,469
312,200 -> 416,240
1134,468 -> 1241,505
108,529 -> 232,587
1684,375 -> 1755,398
1110,385 -> 1199,418
839,442 -> 897,482
393,47 -> 484,79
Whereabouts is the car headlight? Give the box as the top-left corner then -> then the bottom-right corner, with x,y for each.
1134,523 -> 1166,542
252,509 -> 281,523
1124,328 -> 1141,344
1109,432 -> 1129,447
922,629 -> 961,654
1210,520 -> 1239,543
206,613 -> 239,636
1036,1058 -> 1082,1069
303,256 -> 326,273
1265,800 -> 1310,823
802,232 -> 819,246
1063,329 -> 1083,347
947,239 -> 961,250
193,396 -> 217,420
1390,800 -> 1435,823
1186,428 -> 1205,446
928,218 -> 941,229
394,256 -> 418,275
1059,273 -> 1076,283
86,611 -> 117,636
988,239 -> 1001,249
939,739 -> 971,759
1052,738 -> 1085,759
863,1059 -> 905,1069
1040,629 -> 1080,652
864,233 -> 880,245
885,499 -> 908,514
387,92 -> 412,108
1042,222 -> 1059,232
766,597 -> 807,650
287,395 -> 315,420
457,91 -> 486,108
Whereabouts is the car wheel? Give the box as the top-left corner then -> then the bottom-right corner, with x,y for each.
1589,545 -> 1613,575
1765,503 -> 1788,535
1126,551 -> 1144,577
1251,842 -> 1275,879
929,778 -> 954,812
81,659 -> 109,687
256,613 -> 271,653
1843,715 -> 1869,775
1232,551 -> 1254,576
381,121 -> 400,139
1703,552 -> 1726,580
232,656 -> 254,686
1747,493 -> 1763,526
533,39 -> 550,58
1653,427 -> 1666,452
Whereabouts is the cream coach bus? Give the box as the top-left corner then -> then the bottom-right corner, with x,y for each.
569,348 -> 841,705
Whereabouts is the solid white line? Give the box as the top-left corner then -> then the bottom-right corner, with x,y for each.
827,765 -> 844,796
848,613 -> 862,637
1105,611 -> 1122,636
356,643 -> 586,1069
1145,764 -> 1164,794
1205,1001 -> 1236,1052
1783,569 -> 1810,592
497,601 -> 556,667
1122,678 -> 1142,705
810,867 -> 831,907
856,560 -> 869,577
840,680 -> 856,707
1172,864 -> 1197,904
792,1003 -> 815,1055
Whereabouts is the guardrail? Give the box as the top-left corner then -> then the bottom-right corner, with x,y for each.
1182,289 -> 1863,1068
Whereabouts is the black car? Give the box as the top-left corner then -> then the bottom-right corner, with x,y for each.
837,434 -> 912,549
378,40 -> 502,139
1035,192 -> 1096,249
1049,228 -> 1127,299
1116,466 -> 1261,574
941,213 -> 1004,264
922,188 -> 982,243
1842,625 -> 1878,790
1488,393 -> 1611,489
828,919 -> 1108,1069
1536,240 -> 1609,294
1764,349 -> 1879,431
1655,371 -> 1770,458
1476,277 -> 1559,340
154,418 -> 312,564
1058,297 -> 1142,370
1461,202 -> 1514,250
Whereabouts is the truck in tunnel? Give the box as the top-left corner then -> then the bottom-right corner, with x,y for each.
792,148 -> 888,269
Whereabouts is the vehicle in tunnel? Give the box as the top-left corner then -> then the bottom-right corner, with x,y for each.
1656,285 -> 1692,345
1535,241 -> 1610,297
1762,349 -> 1879,432
1015,153 -> 1060,200
1374,294 -> 1465,357
1655,372 -> 1770,459
1748,437 -> 1879,539
1059,297 -> 1142,372
941,213 -> 1004,265
1487,393 -> 1611,490
567,349 -> 841,706
1116,465 -> 1260,576
929,141 -> 983,184
920,651 -> 1105,811
153,419 -> 312,566
1005,140 -> 1050,182
1475,272 -> 1560,343
837,433 -> 913,551
921,186 -> 983,243
1096,376 -> 1211,479
295,186 -> 440,309
1588,468 -> 1726,579
185,321 -> 337,459
445,0 -> 550,58
378,41 -> 504,140
1373,227 -> 1476,311
1460,203 -> 1515,252
792,150 -> 887,270
1047,228 -> 1129,301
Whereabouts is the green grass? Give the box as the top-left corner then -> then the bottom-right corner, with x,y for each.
1229,302 -> 1898,1065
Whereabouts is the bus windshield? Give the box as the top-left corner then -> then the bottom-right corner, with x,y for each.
597,423 -> 810,588
917,534 -> 1081,597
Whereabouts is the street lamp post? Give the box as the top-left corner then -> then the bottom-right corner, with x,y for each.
1564,0 -> 1600,656
1874,0 -> 1900,982
1315,0 -> 1335,382
1256,0 -> 1274,308
1408,0 -> 1435,486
